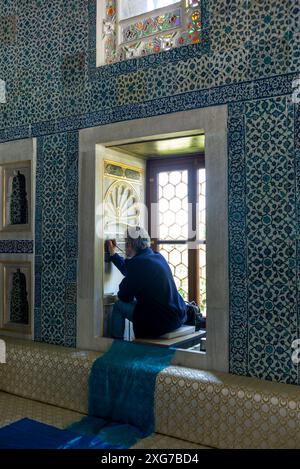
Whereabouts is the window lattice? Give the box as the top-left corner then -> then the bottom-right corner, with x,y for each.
158,169 -> 189,299
160,244 -> 189,300
158,170 -> 188,241
157,168 -> 206,309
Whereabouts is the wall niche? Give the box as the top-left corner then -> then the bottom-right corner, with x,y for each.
0,161 -> 31,233
0,261 -> 32,335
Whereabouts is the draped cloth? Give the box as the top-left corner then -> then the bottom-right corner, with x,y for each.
68,341 -> 175,448
0,341 -> 175,449
0,418 -> 123,449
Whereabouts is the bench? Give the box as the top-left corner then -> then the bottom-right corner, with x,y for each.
0,337 -> 207,449
135,331 -> 206,349
133,325 -> 206,349
1,336 -> 300,448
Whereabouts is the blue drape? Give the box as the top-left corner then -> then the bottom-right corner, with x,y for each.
0,341 -> 175,449
0,418 -> 123,449
69,341 -> 175,447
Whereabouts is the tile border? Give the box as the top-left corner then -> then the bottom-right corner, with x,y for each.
0,73 -> 296,145
0,240 -> 33,253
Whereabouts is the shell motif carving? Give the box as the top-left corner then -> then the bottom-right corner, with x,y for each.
104,181 -> 140,236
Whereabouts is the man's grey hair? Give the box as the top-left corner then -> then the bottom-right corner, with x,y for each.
126,225 -> 151,252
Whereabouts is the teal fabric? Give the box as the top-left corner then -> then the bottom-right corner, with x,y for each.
67,416 -> 107,436
0,341 -> 174,449
68,417 -> 143,448
0,418 -> 123,449
68,340 -> 175,448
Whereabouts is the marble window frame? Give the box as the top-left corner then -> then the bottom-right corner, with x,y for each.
78,105 -> 229,372
90,0 -> 210,78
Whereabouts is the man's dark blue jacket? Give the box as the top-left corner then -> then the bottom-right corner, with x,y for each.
110,247 -> 187,338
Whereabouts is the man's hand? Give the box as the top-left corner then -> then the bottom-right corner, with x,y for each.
107,239 -> 117,256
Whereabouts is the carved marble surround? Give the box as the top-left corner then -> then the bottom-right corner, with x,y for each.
78,106 -> 228,372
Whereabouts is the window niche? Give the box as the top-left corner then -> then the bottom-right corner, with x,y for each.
78,106 -> 228,372
97,0 -> 202,66
0,261 -> 32,335
0,161 -> 31,233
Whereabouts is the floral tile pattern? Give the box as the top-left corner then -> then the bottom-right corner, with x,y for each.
0,0 -> 298,384
34,132 -> 78,347
0,240 -> 33,253
229,96 -> 299,384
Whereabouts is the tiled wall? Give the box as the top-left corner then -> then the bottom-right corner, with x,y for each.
0,0 -> 299,383
34,132 -> 78,347
0,0 -> 298,128
229,96 -> 298,384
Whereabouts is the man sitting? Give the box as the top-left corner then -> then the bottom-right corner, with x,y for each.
107,226 -> 187,340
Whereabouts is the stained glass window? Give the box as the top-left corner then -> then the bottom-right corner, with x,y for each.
98,0 -> 202,65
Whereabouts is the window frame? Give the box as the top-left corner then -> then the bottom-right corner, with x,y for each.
146,154 -> 205,304
97,0 -> 203,66
78,105 -> 228,372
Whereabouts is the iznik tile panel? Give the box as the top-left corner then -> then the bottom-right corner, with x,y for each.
0,0 -> 298,386
34,132 -> 78,347
229,96 -> 299,384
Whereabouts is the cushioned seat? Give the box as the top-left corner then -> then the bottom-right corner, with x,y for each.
0,391 -> 84,430
0,391 -> 208,449
0,336 -> 209,449
135,328 -> 204,349
3,337 -> 300,448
